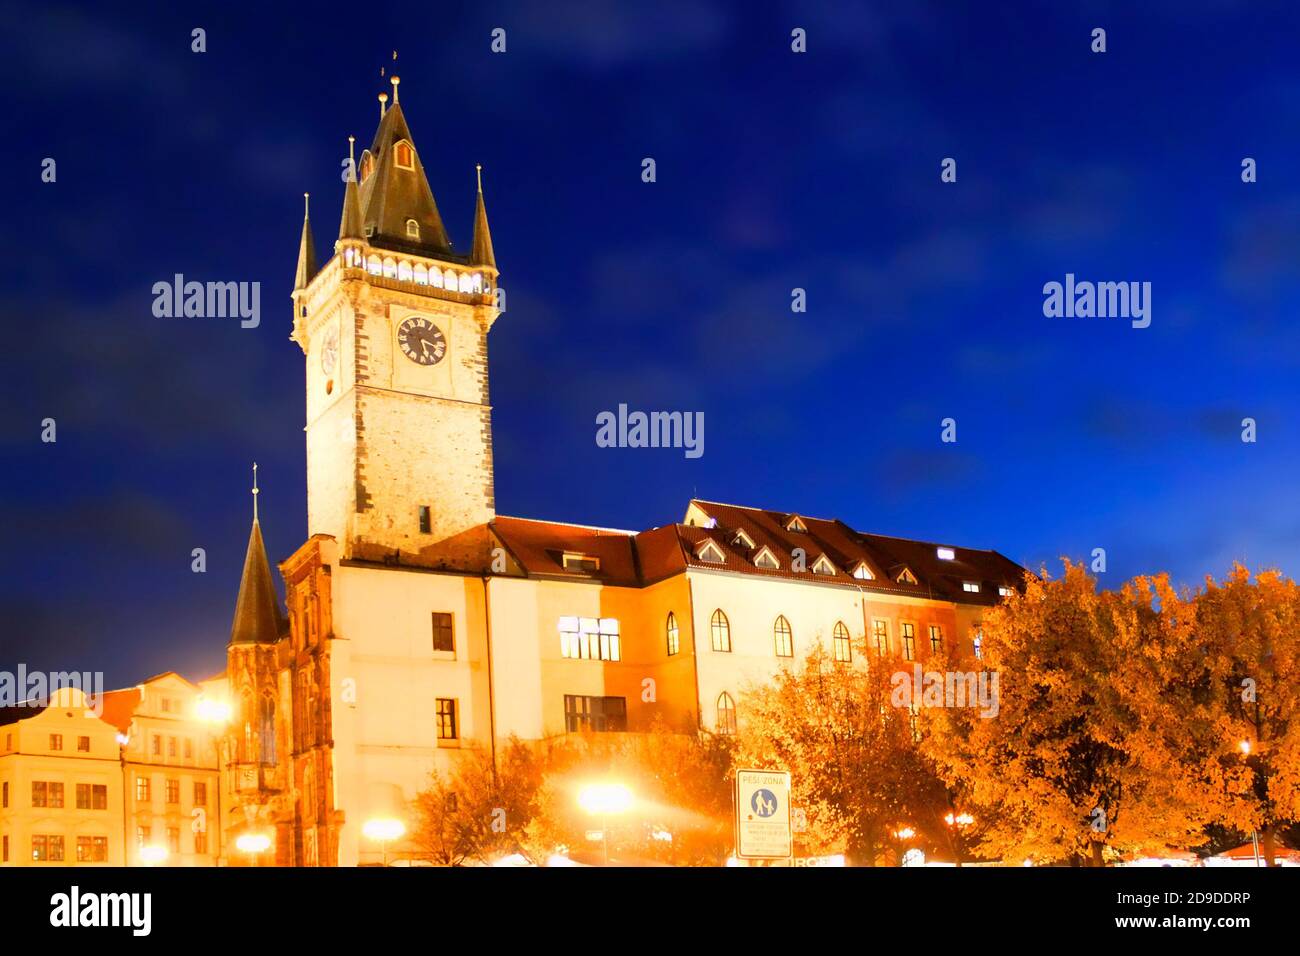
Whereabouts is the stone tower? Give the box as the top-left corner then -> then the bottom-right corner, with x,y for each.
291,76 -> 501,570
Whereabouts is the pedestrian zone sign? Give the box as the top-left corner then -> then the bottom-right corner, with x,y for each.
735,768 -> 792,859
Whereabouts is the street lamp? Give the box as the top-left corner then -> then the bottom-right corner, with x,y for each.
362,817 -> 406,866
1239,740 -> 1262,866
235,831 -> 272,867
577,783 -> 633,866
139,844 -> 169,866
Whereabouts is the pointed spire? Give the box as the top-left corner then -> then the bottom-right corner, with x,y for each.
471,164 -> 496,270
293,193 -> 317,292
339,136 -> 364,242
230,465 -> 284,646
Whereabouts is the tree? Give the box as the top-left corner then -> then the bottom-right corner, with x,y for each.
1194,565 -> 1300,865
925,562 -> 1227,865
412,737 -> 542,865
737,644 -> 945,865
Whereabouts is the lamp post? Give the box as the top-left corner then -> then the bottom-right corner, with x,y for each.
578,783 -> 633,866
362,817 -> 406,866
195,695 -> 232,864
1240,740 -> 1261,867
235,831 -> 272,867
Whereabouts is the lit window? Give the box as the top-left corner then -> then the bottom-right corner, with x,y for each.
710,609 -> 731,652
561,552 -> 600,573
136,777 -> 150,802
785,515 -> 808,533
773,615 -> 793,658
436,698 -> 458,740
733,529 -> 755,549
443,268 -> 458,289
999,586 -> 1013,598
366,255 -> 382,275
429,267 -> 444,289
666,612 -> 680,656
852,562 -> 874,580
471,272 -> 483,293
559,617 -> 621,661
382,258 -> 397,279
972,629 -> 983,660
166,779 -> 179,804
418,506 -> 431,534
359,153 -> 374,181
872,619 -> 889,656
432,612 -> 454,653
398,259 -> 413,281
405,220 -> 419,240
167,827 -> 180,853
963,581 -> 980,593
413,263 -> 428,285
812,554 -> 837,576
897,568 -> 918,585
753,546 -> 779,570
929,625 -> 943,653
833,622 -> 852,663
697,539 -> 726,564
901,623 -> 916,661
716,693 -> 737,735
458,272 -> 473,294
49,734 -> 62,751
167,736 -> 177,757
937,547 -> 955,560
395,141 -> 414,169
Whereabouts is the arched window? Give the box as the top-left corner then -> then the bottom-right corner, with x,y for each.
259,693 -> 276,765
710,609 -> 731,652
366,255 -> 382,276
716,692 -> 736,735
443,268 -> 458,290
666,612 -> 680,656
382,258 -> 397,279
395,141 -> 414,169
303,762 -> 315,824
833,622 -> 852,663
397,260 -> 413,282
405,219 -> 420,239
239,689 -> 254,763
413,263 -> 428,285
773,615 -> 793,658
458,272 -> 473,294
429,267 -> 444,289
359,153 -> 374,182
471,272 -> 483,293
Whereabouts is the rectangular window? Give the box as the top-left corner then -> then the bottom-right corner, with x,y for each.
48,782 -> 63,808
167,736 -> 177,757
418,506 -> 431,533
872,619 -> 890,656
558,616 -> 621,661
167,827 -> 180,853
999,586 -> 1013,597
151,735 -> 161,756
136,777 -> 150,802
2,835 -> 6,862
929,625 -> 944,653
32,781 -> 47,807
77,783 -> 91,809
561,552 -> 600,573
564,695 -> 627,733
963,581 -> 980,593
2,781 -> 7,808
76,835 -> 108,862
194,781 -> 207,806
936,547 -> 956,560
33,835 -> 64,862
77,735 -> 90,753
136,826 -> 150,849
432,612 -> 454,653
435,698 -> 458,741
165,779 -> 180,804
184,738 -> 193,759
194,830 -> 207,855
93,784 -> 107,810
901,623 -> 916,661
49,734 -> 62,751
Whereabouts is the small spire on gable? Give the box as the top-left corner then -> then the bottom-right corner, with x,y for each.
293,192 -> 317,293
471,164 -> 496,270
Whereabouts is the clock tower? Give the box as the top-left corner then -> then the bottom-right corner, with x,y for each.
290,77 -> 500,570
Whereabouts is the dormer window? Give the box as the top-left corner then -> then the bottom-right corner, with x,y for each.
753,546 -> 780,570
936,547 -> 956,561
811,554 -> 837,576
696,539 -> 726,564
395,141 -> 414,169
406,219 -> 420,239
785,515 -> 808,533
359,152 -> 374,182
363,224 -> 376,238
561,552 -> 600,573
963,581 -> 981,593
897,567 -> 918,585
998,586 -> 1013,597
732,529 -> 755,549
851,561 -> 874,581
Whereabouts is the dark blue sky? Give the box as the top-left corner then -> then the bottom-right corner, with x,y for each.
4,1 -> 1299,689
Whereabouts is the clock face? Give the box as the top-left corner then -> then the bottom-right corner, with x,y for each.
397,316 -> 447,366
320,326 -> 339,374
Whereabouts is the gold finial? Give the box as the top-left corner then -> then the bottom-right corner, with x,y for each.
303,192 -> 310,218
476,163 -> 483,192
348,135 -> 356,168
390,75 -> 400,104
251,462 -> 260,522
378,91 -> 388,118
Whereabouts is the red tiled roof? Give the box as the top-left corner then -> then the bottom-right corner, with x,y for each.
98,687 -> 142,734
491,501 -> 1025,604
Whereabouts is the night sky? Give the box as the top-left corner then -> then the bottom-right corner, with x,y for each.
4,1 -> 1299,689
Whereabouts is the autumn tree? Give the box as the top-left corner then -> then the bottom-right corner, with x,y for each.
925,562 -> 1229,865
412,737 -> 542,865
737,644 -> 948,865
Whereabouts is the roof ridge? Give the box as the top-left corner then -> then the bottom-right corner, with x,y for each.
495,514 -> 638,536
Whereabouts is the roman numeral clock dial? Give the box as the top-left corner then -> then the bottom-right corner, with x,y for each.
397,316 -> 447,366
